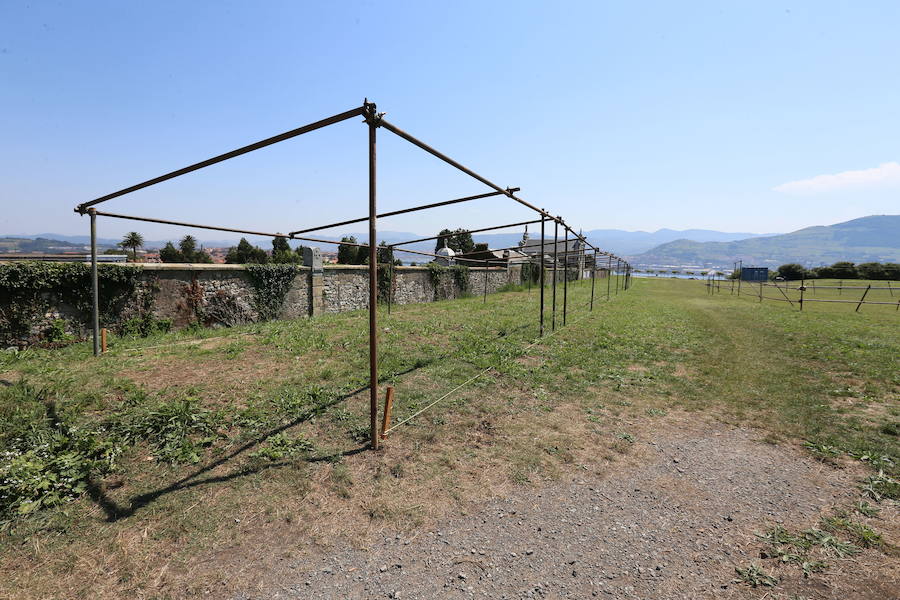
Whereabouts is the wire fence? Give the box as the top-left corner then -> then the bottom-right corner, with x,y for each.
703,276 -> 900,312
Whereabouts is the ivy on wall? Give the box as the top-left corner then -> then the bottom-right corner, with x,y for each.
425,263 -> 470,301
0,263 -> 143,344
245,264 -> 299,321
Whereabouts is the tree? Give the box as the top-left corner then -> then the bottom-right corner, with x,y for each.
337,236 -> 359,264
119,232 -> 144,262
856,262 -> 886,280
434,229 -> 474,254
473,242 -> 489,252
776,263 -> 807,280
271,236 -> 301,264
179,235 -> 198,260
225,237 -> 268,264
829,261 -> 858,279
159,242 -> 181,263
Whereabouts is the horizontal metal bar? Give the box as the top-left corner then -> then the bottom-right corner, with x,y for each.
289,190 -> 512,236
91,210 -> 291,239
388,218 -> 542,248
379,118 -> 555,221
75,105 -> 366,213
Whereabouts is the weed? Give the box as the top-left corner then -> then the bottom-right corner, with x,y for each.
861,471 -> 900,501
646,407 -> 667,417
800,560 -> 827,578
854,500 -> 880,518
733,563 -> 778,588
801,528 -> 861,558
616,432 -> 635,443
249,433 -> 315,461
113,397 -> 220,464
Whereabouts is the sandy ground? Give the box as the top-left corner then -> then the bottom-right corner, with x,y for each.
228,421 -> 899,600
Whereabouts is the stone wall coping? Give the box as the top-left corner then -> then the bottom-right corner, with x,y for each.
0,261 -> 505,272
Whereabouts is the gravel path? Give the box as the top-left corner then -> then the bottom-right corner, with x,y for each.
234,422 -> 895,600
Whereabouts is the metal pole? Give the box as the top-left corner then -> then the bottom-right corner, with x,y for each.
552,220 -> 558,331
615,260 -> 620,295
366,105 -> 379,451
563,227 -> 568,326
590,251 -> 596,310
387,259 -> 392,315
606,255 -> 612,299
539,217 -> 545,336
800,277 -> 804,311
89,208 -> 100,357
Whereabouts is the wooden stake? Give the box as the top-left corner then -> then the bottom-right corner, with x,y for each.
100,328 -> 107,354
380,385 -> 395,440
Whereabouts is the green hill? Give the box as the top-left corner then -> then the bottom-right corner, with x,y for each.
0,237 -> 91,253
635,215 -> 900,267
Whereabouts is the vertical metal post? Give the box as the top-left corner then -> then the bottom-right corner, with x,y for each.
483,260 -> 488,303
552,220 -> 558,331
366,105 -> 379,451
89,208 -> 100,357
539,217 -> 545,336
615,260 -> 620,295
590,251 -> 596,310
563,228 -> 568,326
386,260 -> 392,315
606,255 -> 612,299
800,277 -> 804,311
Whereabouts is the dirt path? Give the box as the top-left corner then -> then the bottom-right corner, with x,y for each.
230,420 -> 898,600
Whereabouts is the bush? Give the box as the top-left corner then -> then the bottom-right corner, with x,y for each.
776,263 -> 807,280
0,384 -> 121,520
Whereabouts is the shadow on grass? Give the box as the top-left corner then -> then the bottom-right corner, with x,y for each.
83,361 -> 437,522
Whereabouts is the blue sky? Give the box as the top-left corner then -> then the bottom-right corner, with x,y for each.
1,1 -> 898,243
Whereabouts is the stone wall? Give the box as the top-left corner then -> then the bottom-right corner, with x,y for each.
1,262 -> 522,345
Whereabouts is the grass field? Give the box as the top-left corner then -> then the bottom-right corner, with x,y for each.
1,277 -> 897,598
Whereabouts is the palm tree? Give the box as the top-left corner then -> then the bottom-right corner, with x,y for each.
119,232 -> 144,262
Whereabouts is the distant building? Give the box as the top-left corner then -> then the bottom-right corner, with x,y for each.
740,267 -> 769,282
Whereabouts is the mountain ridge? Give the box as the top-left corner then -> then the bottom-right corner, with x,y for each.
634,215 -> 900,267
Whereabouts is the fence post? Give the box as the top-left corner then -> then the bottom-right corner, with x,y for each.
590,250 -> 596,311
799,278 -> 804,311
552,220 -> 558,331
856,284 -> 871,312
539,217 -> 545,336
380,386 -> 394,440
563,227 -> 568,326
366,104 -> 379,451
89,208 -> 100,357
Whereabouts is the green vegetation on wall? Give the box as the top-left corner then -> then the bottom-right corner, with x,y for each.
245,264 -> 299,321
0,262 -> 144,344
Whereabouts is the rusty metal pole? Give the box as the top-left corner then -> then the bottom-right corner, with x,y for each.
366,104 -> 379,451
89,208 -> 100,356
552,220 -> 558,331
563,228 -> 568,326
590,250 -> 596,310
539,217 -> 545,336
615,260 -> 620,295
606,255 -> 612,299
